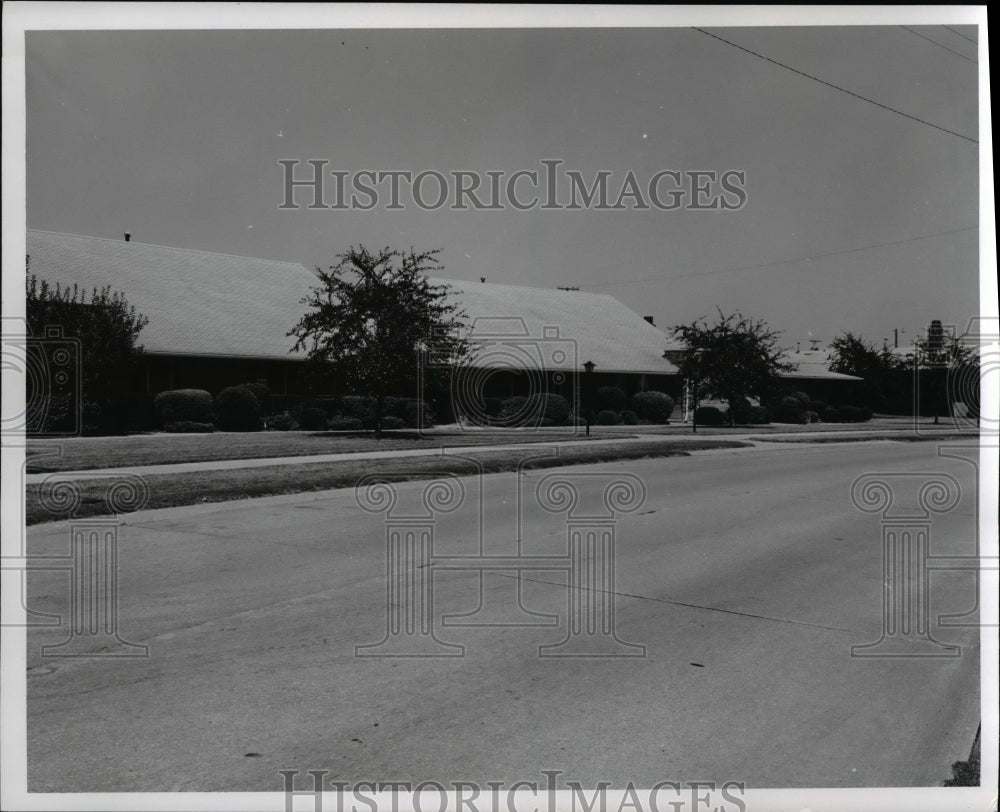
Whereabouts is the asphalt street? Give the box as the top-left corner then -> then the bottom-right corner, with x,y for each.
23,440 -> 982,791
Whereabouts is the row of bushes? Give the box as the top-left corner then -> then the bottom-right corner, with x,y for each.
462,389 -> 676,428
692,392 -> 874,426
152,386 -> 437,432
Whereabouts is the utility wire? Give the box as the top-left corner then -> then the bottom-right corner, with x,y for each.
900,25 -> 977,64
943,24 -> 978,45
584,226 -> 978,290
693,27 -> 978,144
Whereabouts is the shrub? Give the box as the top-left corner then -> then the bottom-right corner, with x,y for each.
632,391 -> 675,424
527,393 -> 571,425
727,398 -> 754,425
498,396 -> 529,426
483,397 -> 504,418
596,409 -> 619,425
267,412 -> 300,431
164,421 -> 215,433
773,396 -> 810,424
402,399 -> 435,428
746,405 -> 770,424
327,415 -> 364,431
241,382 -> 270,406
821,406 -> 841,423
153,389 -> 213,426
340,395 -> 376,421
214,385 -> 263,432
316,397 -> 342,416
82,402 -> 103,436
620,409 -> 639,425
381,416 -> 405,430
806,399 -> 827,415
838,405 -> 872,423
694,405 -> 726,426
595,386 -> 627,413
789,391 -> 811,406
806,410 -> 819,424
298,407 -> 328,430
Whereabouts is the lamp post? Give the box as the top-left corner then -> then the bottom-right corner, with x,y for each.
582,360 -> 595,436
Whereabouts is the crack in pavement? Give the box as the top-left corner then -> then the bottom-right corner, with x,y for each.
489,571 -> 853,633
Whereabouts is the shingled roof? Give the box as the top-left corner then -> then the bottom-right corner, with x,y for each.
26,230 -> 316,360
25,231 -> 678,375
430,279 -> 678,376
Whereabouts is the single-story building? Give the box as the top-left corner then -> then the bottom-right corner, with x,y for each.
25,231 -> 680,409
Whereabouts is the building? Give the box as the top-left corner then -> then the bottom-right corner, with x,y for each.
27,230 -> 317,395
25,231 -> 680,406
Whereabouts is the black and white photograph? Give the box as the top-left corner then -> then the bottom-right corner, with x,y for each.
2,5 -> 996,812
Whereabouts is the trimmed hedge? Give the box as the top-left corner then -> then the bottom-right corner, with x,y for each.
838,405 -> 873,423
328,415 -> 364,431
620,409 -> 639,426
596,409 -> 620,426
214,385 -> 263,432
298,407 -> 328,430
267,412 -> 300,431
154,389 -> 213,426
632,391 -> 675,424
595,386 -> 627,413
694,405 -> 726,426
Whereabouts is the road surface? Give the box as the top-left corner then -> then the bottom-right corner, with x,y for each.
23,440 -> 982,790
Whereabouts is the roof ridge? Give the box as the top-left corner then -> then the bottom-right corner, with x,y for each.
27,229 -> 311,270
430,276 -> 617,298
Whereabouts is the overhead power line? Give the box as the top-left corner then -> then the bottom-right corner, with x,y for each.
900,25 -> 977,64
584,225 -> 978,290
943,25 -> 978,46
693,27 -> 978,145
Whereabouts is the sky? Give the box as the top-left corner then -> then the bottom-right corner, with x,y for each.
22,12 -> 985,352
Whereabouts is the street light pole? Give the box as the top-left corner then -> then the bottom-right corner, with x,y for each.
583,360 -> 595,437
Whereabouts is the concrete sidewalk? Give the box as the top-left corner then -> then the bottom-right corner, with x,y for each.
23,426 -> 976,484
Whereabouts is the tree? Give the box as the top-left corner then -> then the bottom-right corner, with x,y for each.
828,332 -> 908,413
26,262 -> 149,432
671,309 -> 792,431
288,245 -> 468,436
910,327 -> 980,424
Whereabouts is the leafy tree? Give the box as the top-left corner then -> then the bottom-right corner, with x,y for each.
828,332 -> 908,413
671,309 -> 792,431
288,246 -> 468,436
26,262 -> 149,432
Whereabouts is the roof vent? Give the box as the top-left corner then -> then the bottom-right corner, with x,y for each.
643,316 -> 655,326
124,232 -> 131,242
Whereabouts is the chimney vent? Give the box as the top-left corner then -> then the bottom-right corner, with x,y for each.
124,232 -> 131,242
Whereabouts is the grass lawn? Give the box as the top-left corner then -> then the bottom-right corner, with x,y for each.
25,439 -> 750,524
25,428 -> 634,473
